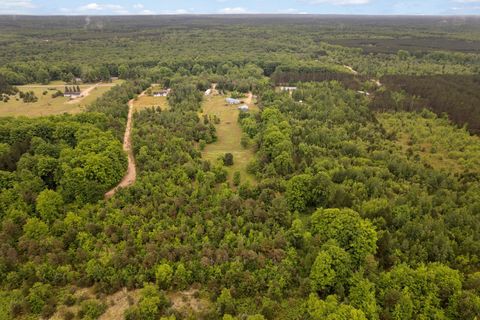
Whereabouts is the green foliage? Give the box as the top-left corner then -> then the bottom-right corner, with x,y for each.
79,299 -> 107,320
311,208 -> 377,266
36,189 -> 64,223
1,17 -> 480,320
310,242 -> 352,293
124,284 -> 170,320
155,264 -> 173,290
217,288 -> 236,316
348,274 -> 379,320
306,294 -> 367,320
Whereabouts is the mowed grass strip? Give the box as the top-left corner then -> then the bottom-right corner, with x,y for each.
0,81 -> 121,117
201,95 -> 258,184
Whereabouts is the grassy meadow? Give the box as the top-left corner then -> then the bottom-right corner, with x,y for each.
0,81 -> 121,117
201,94 -> 258,184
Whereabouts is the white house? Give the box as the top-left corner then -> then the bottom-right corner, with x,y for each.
64,92 -> 81,98
205,89 -> 212,96
280,86 -> 297,92
226,98 -> 241,105
154,89 -> 170,97
238,105 -> 249,111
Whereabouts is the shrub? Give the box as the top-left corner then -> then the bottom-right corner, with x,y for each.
78,299 -> 107,319
224,153 -> 234,166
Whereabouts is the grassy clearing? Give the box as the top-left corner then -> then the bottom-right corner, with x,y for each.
201,94 -> 258,184
49,287 -> 140,320
378,111 -> 480,174
133,95 -> 168,112
0,81 -> 121,117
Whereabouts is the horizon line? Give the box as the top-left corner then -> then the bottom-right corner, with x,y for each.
1,13 -> 480,17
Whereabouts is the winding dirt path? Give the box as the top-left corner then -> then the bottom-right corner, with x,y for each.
105,92 -> 145,199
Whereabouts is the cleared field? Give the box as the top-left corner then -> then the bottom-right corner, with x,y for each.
201,94 -> 258,184
133,95 -> 168,112
0,81 -> 121,117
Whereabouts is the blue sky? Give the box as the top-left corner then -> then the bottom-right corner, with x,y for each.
1,0 -> 480,15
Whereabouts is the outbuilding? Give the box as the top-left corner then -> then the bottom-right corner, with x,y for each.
154,89 -> 170,97
226,98 -> 241,105
280,86 -> 297,92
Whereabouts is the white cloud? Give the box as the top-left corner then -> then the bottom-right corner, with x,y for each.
78,3 -> 130,14
140,9 -> 155,14
0,0 -> 35,9
219,7 -> 249,14
306,0 -> 371,5
157,9 -> 191,14
278,8 -> 309,14
133,3 -> 144,9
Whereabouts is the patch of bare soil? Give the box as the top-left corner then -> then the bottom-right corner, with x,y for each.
168,289 -> 210,317
245,91 -> 254,105
50,288 -> 140,320
99,289 -> 140,320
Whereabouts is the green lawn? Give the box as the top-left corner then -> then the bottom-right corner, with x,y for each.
201,95 -> 258,184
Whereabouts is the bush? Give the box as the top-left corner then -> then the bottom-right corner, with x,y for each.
233,171 -> 241,186
223,153 -> 234,166
78,300 -> 107,319
52,90 -> 64,98
199,139 -> 207,150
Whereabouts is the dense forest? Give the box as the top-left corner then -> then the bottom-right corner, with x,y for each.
0,15 -> 479,320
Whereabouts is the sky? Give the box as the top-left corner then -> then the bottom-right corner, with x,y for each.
1,0 -> 480,16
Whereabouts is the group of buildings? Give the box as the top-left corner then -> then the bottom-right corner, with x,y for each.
225,97 -> 249,111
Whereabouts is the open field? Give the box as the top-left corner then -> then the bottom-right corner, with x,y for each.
201,94 -> 258,184
0,81 -> 121,117
133,95 -> 168,112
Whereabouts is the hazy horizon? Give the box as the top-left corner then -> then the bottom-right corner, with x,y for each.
2,0 -> 480,16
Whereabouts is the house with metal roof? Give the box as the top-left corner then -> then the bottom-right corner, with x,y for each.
226,98 -> 241,105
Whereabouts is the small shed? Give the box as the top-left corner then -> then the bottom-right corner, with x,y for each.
238,105 -> 249,112
280,86 -> 297,92
226,98 -> 241,105
205,89 -> 212,96
154,89 -> 170,97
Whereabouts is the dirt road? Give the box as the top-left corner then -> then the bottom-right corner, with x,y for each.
105,92 -> 145,199
245,92 -> 253,105
343,65 -> 359,75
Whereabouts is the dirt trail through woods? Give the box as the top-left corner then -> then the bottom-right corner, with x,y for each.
105,91 -> 145,199
343,65 -> 359,75
245,92 -> 253,105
